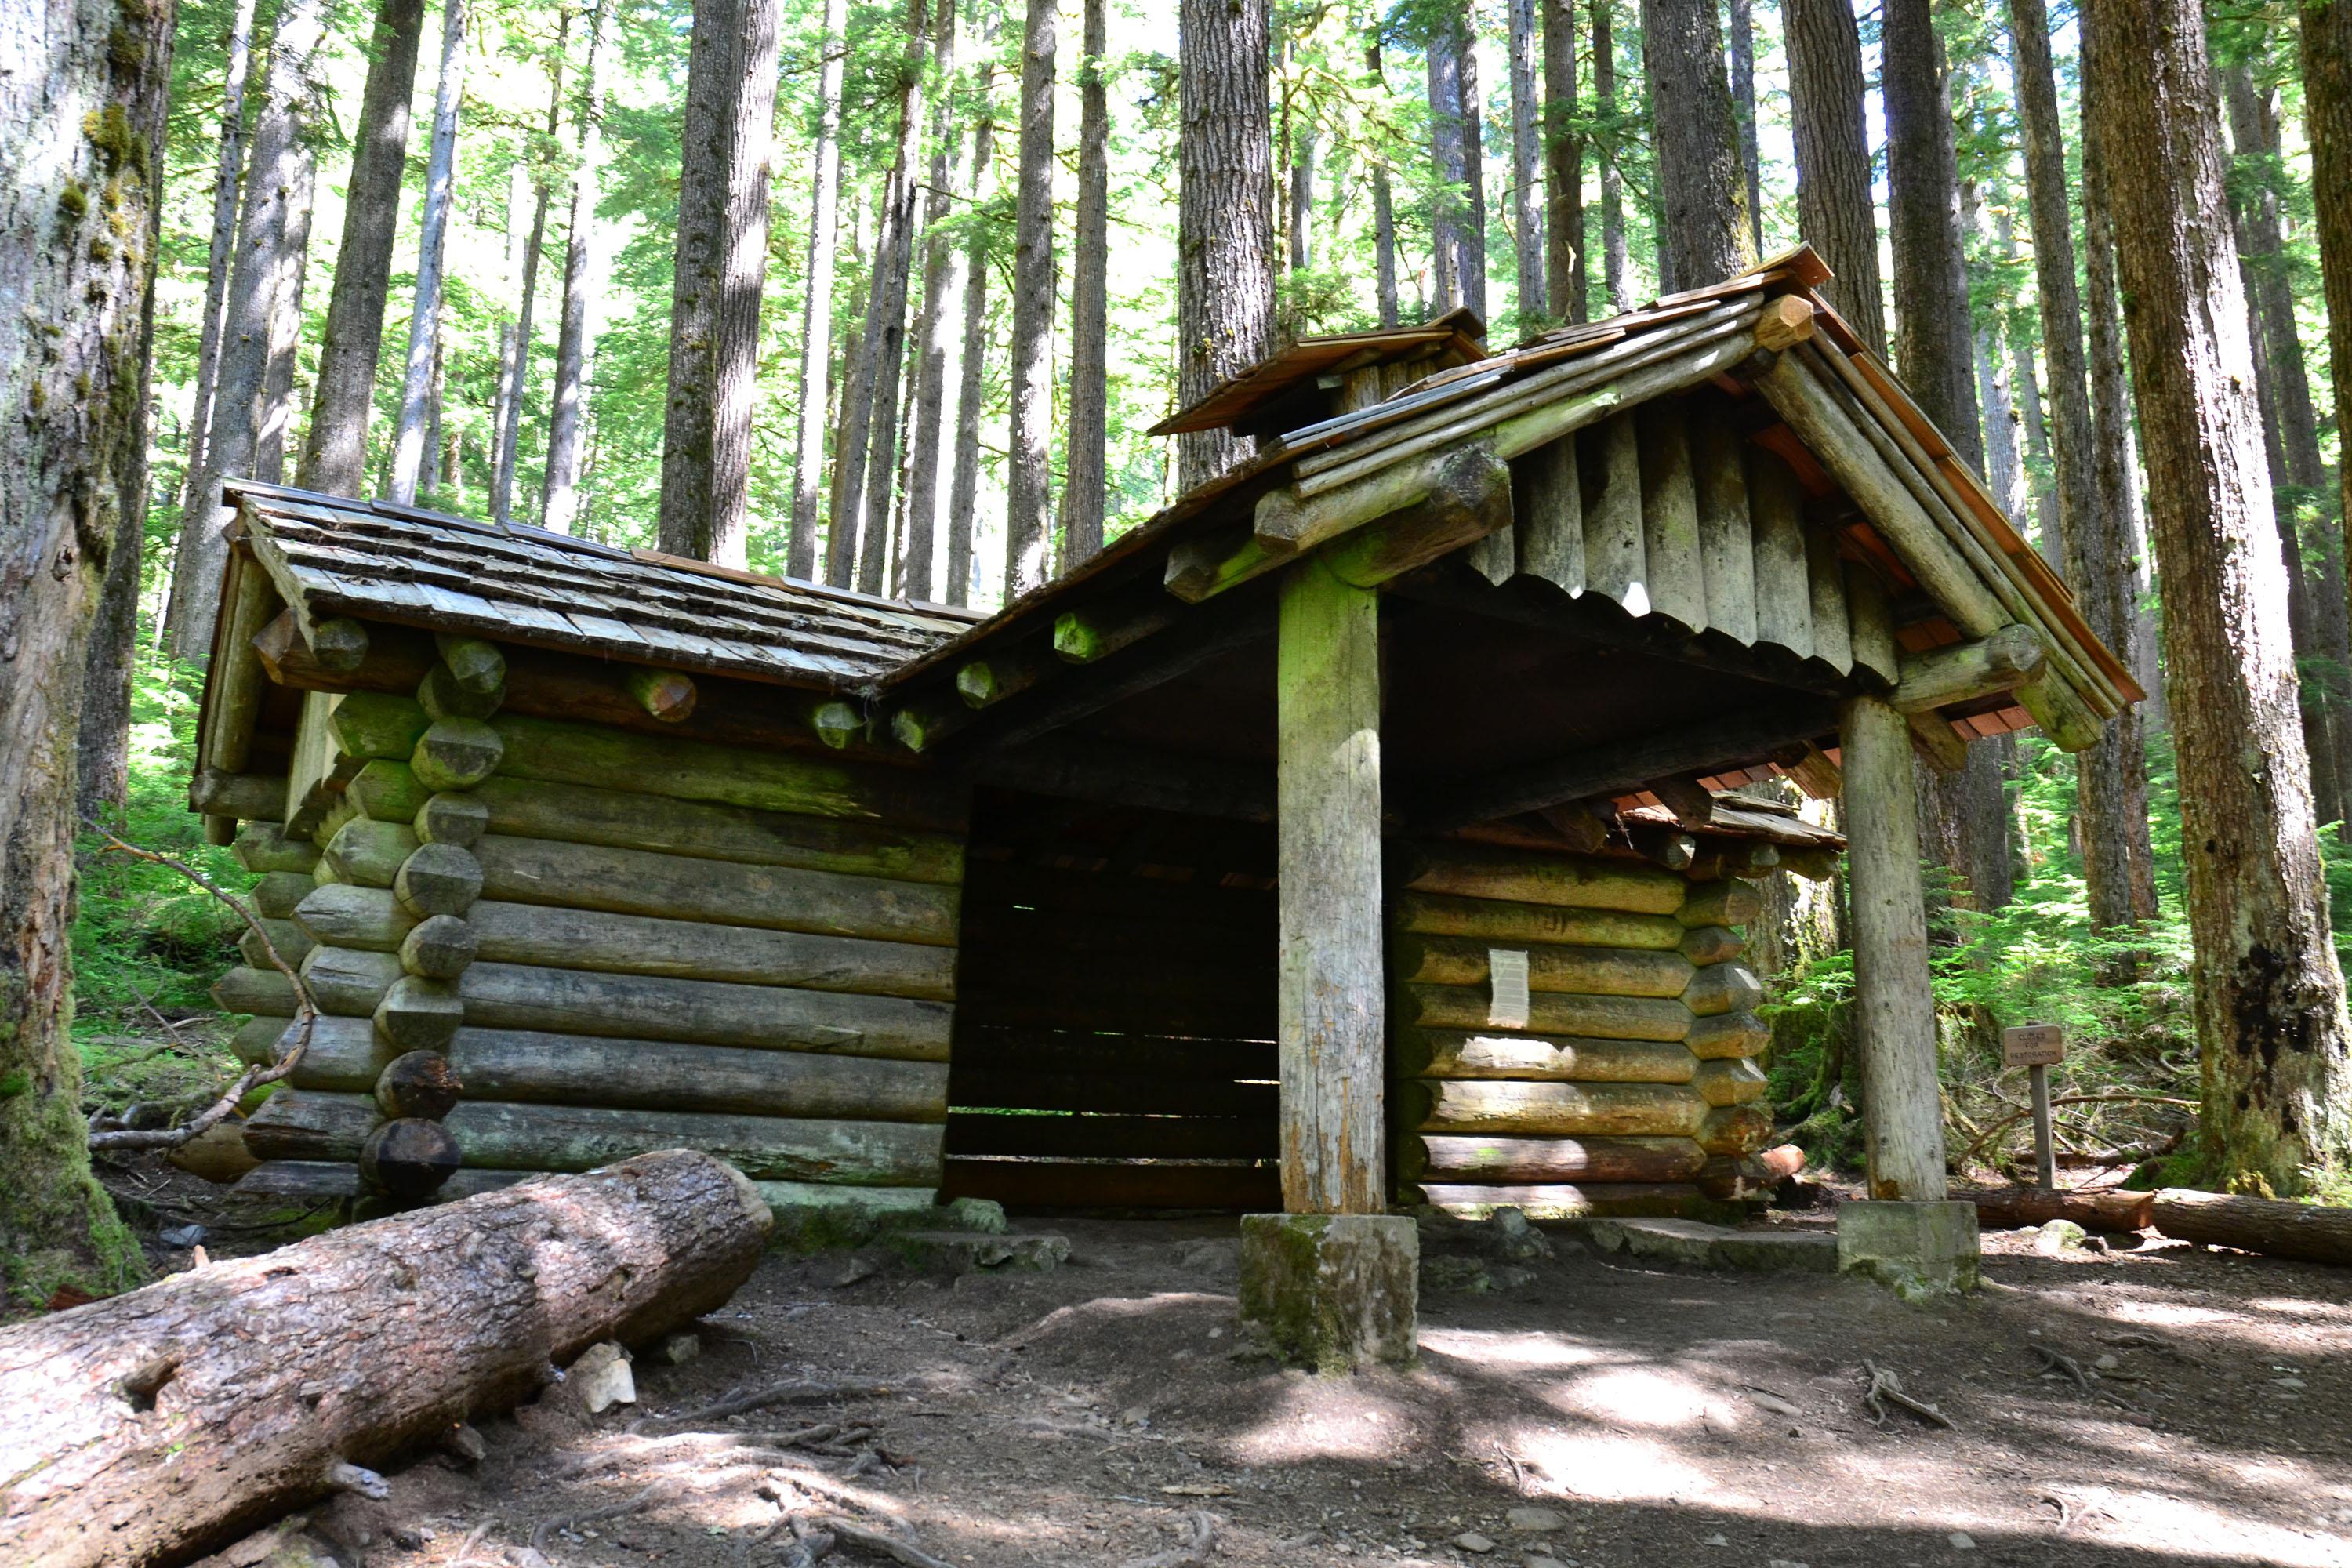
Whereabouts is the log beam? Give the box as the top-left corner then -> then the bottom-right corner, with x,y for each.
1890,624 -> 2047,713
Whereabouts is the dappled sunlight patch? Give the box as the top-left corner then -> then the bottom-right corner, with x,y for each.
1225,1381 -> 1416,1465
1504,1425 -> 1736,1505
1418,1327 -> 1609,1370
1538,1361 -> 1728,1432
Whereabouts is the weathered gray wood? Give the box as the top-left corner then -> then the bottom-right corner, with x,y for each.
1392,935 -> 1696,997
1846,561 -> 1901,688
1690,411 -> 1758,644
621,665 -> 698,723
239,918 -> 317,971
252,871 -> 318,919
234,823 -> 321,874
1891,624 -> 2046,712
1582,412 -> 1646,613
418,662 -> 503,723
395,841 -> 483,917
1392,1028 -> 1697,1082
1515,432 -> 1584,593
1399,1134 -> 1708,1183
1409,1181 -> 1707,1220
446,1028 -> 949,1120
1840,691 -> 1949,1199
1398,982 -> 1695,1041
464,775 -> 964,884
456,961 -> 953,1061
400,914 -> 479,979
213,965 -> 298,1017
1678,924 -> 1747,964
1693,1056 -> 1768,1105
1401,1078 -> 1709,1137
1748,448 -> 1813,660
1392,892 -> 1684,951
322,818 -> 419,887
293,884 -> 419,953
281,1016 -> 409,1092
1320,441 -> 1514,589
328,690 -> 433,760
194,769 -> 289,822
1276,557 -> 1387,1215
1907,709 -> 1969,774
1634,400 -> 1707,630
241,1089 -> 377,1161
445,1099 -> 944,1185
298,946 -> 405,1017
1683,961 -> 1765,1017
347,760 -> 432,824
434,632 -> 507,695
1679,877 -> 1762,927
201,565 -> 279,778
470,835 -> 959,947
488,712 -> 966,832
415,790 -> 489,846
465,900 -> 956,1000
412,717 -> 504,791
1685,1009 -> 1768,1059
1803,520 -> 1853,673
1396,844 -> 1687,913
231,1014 -> 290,1066
376,975 -> 463,1049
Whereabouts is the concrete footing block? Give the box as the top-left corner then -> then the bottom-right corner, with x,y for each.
1836,1200 -> 1981,1300
1238,1212 -> 1419,1371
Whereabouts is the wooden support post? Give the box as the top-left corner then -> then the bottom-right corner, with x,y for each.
1276,557 -> 1385,1214
2029,1063 -> 2056,1189
1838,692 -> 1949,1200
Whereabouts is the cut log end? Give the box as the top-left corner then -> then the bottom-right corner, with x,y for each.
376,1050 -> 465,1120
360,1118 -> 463,1198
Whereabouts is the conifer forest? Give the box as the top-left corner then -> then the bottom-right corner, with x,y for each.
8,0 -> 2352,1561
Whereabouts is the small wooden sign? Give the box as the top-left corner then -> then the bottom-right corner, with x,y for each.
1487,948 -> 1531,1031
2002,1023 -> 2065,1067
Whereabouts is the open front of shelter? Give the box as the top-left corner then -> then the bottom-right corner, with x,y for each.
187,249 -> 2139,1361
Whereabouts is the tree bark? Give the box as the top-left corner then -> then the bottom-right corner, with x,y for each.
1369,33 -> 1400,328
855,2 -> 934,597
1508,0 -> 1544,325
254,141 -> 317,485
1726,0 -> 1761,257
785,0 -> 848,579
1639,0 -> 1750,292
299,0 -> 427,495
0,1153 -> 770,1566
494,27 -> 569,528
385,0 -> 468,506
2309,5 -> 2352,754
946,64 -> 996,606
658,0 -> 782,566
1541,0 -> 1582,322
1424,1 -> 1485,319
165,0 -> 329,657
540,0 -> 613,537
1,0 -> 172,1307
1593,0 -> 1626,310
174,0 -> 262,532
896,0 -> 964,598
1001,0 -> 1056,593
1783,0 -> 1885,355
1059,0 -> 1109,568
1176,0 -> 1274,490
2086,0 -> 2352,1191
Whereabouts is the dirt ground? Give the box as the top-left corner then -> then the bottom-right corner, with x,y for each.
132,1176 -> 2351,1568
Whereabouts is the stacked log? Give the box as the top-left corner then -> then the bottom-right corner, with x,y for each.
1392,843 -> 1774,1218
234,640 -> 964,1221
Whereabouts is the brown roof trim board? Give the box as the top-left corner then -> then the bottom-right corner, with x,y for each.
1147,306 -> 1490,435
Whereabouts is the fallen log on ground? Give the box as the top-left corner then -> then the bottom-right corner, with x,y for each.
0,1149 -> 770,1568
1960,1185 -> 2352,1265
1957,1185 -> 2157,1233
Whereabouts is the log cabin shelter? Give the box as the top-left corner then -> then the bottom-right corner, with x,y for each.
187,247 -> 2138,1260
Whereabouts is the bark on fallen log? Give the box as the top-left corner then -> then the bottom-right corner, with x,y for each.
1957,1185 -> 2156,1233
0,1150 -> 771,1568
2149,1188 -> 2352,1266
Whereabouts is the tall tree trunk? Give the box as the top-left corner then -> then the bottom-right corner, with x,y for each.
2086,0 -> 2352,1191
1424,0 -> 1486,320
2309,4 -> 2352,739
1783,0 -> 1886,355
946,82 -> 996,606
299,0 -> 426,495
386,0 -> 468,506
165,0 -> 330,659
1593,0 -> 1628,310
1541,0 -> 1581,321
253,145 -> 316,484
1286,61 -> 1315,275
858,1 -> 934,596
1369,33 -> 1400,328
900,0 -> 964,597
1726,0 -> 1761,256
2078,33 -> 2162,913
785,0 -> 847,578
541,0 -> 613,537
1639,0 -> 1753,291
1176,0 -> 1275,489
658,0 -> 782,565
1058,0 -> 1108,569
1003,0 -> 1055,593
496,30 -> 569,528
1508,0 -> 1544,325
175,0 -> 262,529
1996,205 -> 2059,562
2,0 -> 173,1307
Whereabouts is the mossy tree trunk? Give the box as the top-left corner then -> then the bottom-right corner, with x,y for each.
0,0 -> 176,1309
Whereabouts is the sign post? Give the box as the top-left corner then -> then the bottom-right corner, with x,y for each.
2002,1023 -> 2065,1188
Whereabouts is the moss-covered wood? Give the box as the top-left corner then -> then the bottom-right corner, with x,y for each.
234,823 -> 321,874
1398,982 -> 1693,1041
1683,961 -> 1766,1017
1392,1028 -> 1697,1082
1390,935 -> 1695,997
238,919 -> 316,971
1392,892 -> 1685,950
347,760 -> 432,824
464,902 -> 956,1000
394,842 -> 483,917
1396,844 -> 1687,913
1684,1010 -> 1768,1059
321,819 -> 419,887
455,961 -> 953,1061
411,717 -> 505,791
415,791 -> 489,845
292,884 -> 420,953
446,1029 -> 949,1120
297,947 -> 405,1016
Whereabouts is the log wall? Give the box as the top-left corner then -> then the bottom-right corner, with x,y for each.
1389,840 -> 1777,1218
230,637 -> 964,1216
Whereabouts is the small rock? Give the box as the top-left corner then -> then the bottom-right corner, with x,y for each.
654,1332 -> 700,1367
1701,1534 -> 1730,1547
1120,1404 -> 1152,1426
2092,1353 -> 2120,1370
2274,1377 -> 2307,1389
1947,1532 -> 1976,1550
438,1423 -> 487,1464
161,1224 -> 207,1248
1766,1559 -> 1812,1568
1747,1391 -> 1802,1418
1490,1207 -> 1554,1261
1505,1507 -> 1567,1533
833,1254 -> 878,1287
940,1196 -> 1009,1234
2034,1219 -> 2088,1256
1452,1531 -> 1497,1553
1527,1558 -> 1573,1568
568,1341 -> 636,1415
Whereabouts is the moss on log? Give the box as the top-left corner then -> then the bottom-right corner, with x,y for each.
455,961 -> 954,1061
471,835 -> 960,947
622,666 -> 699,723
416,791 -> 490,846
465,775 -> 964,884
419,662 -> 503,722
1392,892 -> 1685,950
1392,935 -> 1696,997
400,914 -> 479,979
234,823 -> 321,874
1683,962 -> 1765,1018
1399,1134 -> 1708,1182
396,842 -> 484,917
343,762 -> 431,828
1685,1011 -> 1769,1059
240,918 -> 317,971
1693,1057 -> 1768,1105
1399,1078 -> 1708,1137
412,718 -> 506,792
445,1100 -> 946,1185
1397,844 -> 1688,913
213,965 -> 298,1017
1398,982 -> 1693,1041
1698,1102 -> 1774,1154
253,871 -> 319,920
292,884 -> 419,953
328,691 -> 432,760
436,633 -> 508,694
1677,879 -> 1762,928
465,901 -> 956,1000
1392,1028 -> 1697,1082
1678,926 -> 1746,965
447,1029 -> 949,1121
489,712 -> 967,831
322,819 -> 420,887
299,946 -> 406,1016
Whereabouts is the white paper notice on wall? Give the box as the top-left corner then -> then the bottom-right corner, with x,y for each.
1487,948 -> 1531,1030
